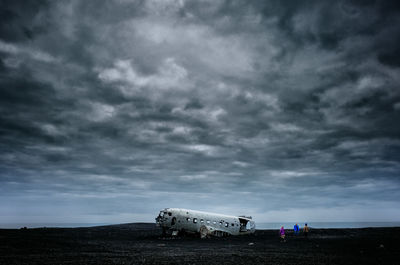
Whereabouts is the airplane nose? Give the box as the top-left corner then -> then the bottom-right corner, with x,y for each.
156,215 -> 165,226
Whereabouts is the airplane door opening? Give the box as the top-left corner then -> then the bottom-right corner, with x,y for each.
239,218 -> 248,232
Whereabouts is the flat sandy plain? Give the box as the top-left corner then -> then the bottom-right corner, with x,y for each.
0,223 -> 399,264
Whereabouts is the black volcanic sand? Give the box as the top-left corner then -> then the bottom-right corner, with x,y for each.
1,224 -> 399,265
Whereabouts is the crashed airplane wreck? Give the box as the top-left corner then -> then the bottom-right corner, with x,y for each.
155,208 -> 256,238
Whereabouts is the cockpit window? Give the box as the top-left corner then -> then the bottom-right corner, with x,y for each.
159,211 -> 164,217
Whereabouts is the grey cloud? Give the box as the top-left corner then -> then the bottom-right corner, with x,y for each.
1,0 -> 400,223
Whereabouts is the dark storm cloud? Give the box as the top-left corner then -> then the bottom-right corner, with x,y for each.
1,0 -> 400,223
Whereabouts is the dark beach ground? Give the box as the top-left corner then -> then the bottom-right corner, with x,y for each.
1,223 -> 399,265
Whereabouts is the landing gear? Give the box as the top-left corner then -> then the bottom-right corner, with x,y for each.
178,229 -> 186,237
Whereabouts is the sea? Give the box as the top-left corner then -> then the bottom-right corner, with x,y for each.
1,222 -> 400,229
256,222 -> 400,229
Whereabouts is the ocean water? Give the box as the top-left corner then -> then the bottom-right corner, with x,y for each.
1,222 -> 400,229
0,223 -> 112,229
256,222 -> 400,229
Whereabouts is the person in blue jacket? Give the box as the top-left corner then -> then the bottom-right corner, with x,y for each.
294,223 -> 299,235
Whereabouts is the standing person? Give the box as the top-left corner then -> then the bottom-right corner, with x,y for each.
279,226 -> 286,242
303,223 -> 309,238
294,223 -> 299,235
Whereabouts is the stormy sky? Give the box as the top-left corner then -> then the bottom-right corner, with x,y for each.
1,0 -> 400,224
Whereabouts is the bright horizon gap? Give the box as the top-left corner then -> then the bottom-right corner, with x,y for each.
2,221 -> 400,230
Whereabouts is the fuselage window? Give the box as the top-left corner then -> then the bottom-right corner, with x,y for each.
171,217 -> 176,225
206,220 -> 210,224
224,223 -> 229,227
193,218 -> 198,223
200,219 -> 204,223
231,223 -> 234,226
213,221 -> 216,224
168,212 -> 172,216
219,222 -> 222,226
187,218 -> 191,222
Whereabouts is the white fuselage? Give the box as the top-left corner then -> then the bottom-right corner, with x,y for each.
155,208 -> 255,236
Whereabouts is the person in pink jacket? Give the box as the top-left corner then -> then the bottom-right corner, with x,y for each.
279,226 -> 286,242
